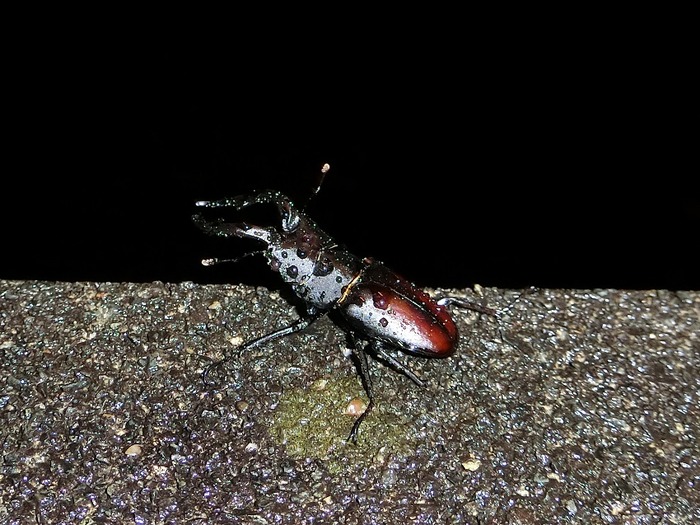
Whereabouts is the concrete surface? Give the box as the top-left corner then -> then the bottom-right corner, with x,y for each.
1,280 -> 698,524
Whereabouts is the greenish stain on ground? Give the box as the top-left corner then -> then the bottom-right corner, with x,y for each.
269,375 -> 420,472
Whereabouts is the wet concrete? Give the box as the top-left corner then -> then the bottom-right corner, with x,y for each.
1,280 -> 698,523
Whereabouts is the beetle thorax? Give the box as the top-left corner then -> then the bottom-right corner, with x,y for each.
266,218 -> 363,310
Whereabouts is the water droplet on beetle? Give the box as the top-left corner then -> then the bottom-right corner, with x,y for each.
372,291 -> 389,310
313,258 -> 334,276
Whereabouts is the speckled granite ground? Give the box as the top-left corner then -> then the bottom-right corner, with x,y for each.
1,280 -> 698,523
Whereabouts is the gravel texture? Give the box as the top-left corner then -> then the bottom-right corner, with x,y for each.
1,280 -> 698,524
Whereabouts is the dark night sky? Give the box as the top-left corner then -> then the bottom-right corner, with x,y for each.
3,46 -> 696,292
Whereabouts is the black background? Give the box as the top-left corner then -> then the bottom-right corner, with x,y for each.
3,45 -> 696,292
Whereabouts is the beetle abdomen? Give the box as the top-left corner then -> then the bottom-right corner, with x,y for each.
340,262 -> 458,356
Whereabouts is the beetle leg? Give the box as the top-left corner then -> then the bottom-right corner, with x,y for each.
347,334 -> 375,444
371,342 -> 424,387
203,309 -> 326,385
437,296 -> 497,317
347,338 -> 429,442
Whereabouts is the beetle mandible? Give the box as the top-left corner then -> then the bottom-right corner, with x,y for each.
192,165 -> 495,443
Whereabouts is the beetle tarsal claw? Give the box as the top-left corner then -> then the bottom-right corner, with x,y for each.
202,360 -> 228,387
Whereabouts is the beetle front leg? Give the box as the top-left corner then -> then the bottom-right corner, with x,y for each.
203,309 -> 326,385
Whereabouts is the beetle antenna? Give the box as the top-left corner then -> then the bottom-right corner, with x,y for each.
303,162 -> 331,210
201,250 -> 264,267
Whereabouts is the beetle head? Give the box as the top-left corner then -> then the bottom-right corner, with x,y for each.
279,198 -> 301,233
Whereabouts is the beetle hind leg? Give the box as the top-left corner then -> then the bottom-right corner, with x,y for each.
437,296 -> 497,316
372,342 -> 424,387
347,339 -> 427,443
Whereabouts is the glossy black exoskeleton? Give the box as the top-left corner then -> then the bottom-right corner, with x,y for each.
192,169 -> 495,442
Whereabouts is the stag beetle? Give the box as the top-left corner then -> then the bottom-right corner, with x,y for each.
192,166 -> 495,442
